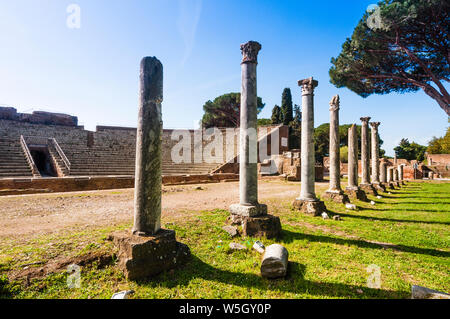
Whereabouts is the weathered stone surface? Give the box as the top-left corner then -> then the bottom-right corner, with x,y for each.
322,191 -> 350,204
345,203 -> 357,210
111,290 -> 135,299
261,244 -> 288,279
112,230 -> 190,281
241,214 -> 282,239
373,183 -> 386,192
222,225 -> 240,238
321,212 -> 330,219
345,187 -> 368,201
229,203 -> 267,217
292,199 -> 327,216
411,285 -> 450,299
360,183 -> 378,196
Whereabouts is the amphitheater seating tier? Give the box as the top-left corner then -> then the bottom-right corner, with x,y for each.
0,138 -> 33,177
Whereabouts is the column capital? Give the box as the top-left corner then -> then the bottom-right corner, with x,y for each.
329,95 -> 340,111
370,122 -> 381,129
298,77 -> 318,95
240,41 -> 261,64
360,117 -> 371,124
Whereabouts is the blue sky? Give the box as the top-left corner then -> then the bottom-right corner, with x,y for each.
0,0 -> 448,156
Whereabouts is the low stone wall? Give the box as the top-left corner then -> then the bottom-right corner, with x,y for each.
0,173 -> 240,196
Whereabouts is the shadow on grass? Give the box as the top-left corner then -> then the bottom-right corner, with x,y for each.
329,211 -> 450,225
280,230 -> 449,258
135,255 -> 408,299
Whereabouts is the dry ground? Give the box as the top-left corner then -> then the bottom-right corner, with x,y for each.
0,179 -> 321,239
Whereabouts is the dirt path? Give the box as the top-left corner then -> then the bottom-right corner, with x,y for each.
0,180 -> 326,239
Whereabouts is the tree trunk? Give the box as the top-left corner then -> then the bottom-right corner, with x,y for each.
423,87 -> 450,116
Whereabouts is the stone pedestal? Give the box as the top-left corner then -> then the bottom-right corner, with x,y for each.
292,198 -> 327,216
359,183 -> 378,196
345,187 -> 368,201
373,183 -> 386,192
230,213 -> 281,239
322,191 -> 350,204
112,230 -> 190,281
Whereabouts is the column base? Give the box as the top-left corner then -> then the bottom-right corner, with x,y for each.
373,182 -> 386,192
345,187 -> 368,201
395,181 -> 401,187
292,198 -> 327,216
229,203 -> 267,217
388,182 -> 396,189
359,183 -> 378,196
322,190 -> 350,204
229,214 -> 281,239
111,229 -> 190,281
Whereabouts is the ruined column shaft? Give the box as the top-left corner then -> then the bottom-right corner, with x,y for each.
299,79 -> 318,201
239,61 -> 258,206
133,57 -> 163,236
370,122 -> 381,183
387,167 -> 393,182
347,124 -> 358,189
398,165 -> 404,181
380,162 -> 387,183
360,117 -> 371,185
328,96 -> 341,192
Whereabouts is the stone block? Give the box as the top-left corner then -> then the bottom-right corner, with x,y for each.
112,229 -> 190,281
292,199 -> 327,216
229,203 -> 267,217
322,191 -> 350,204
359,184 -> 378,196
345,187 -> 368,202
232,214 -> 282,238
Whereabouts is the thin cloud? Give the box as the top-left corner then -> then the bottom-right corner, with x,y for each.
177,0 -> 202,66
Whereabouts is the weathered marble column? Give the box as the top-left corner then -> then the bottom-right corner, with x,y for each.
112,57 -> 190,280
399,164 -> 405,184
370,122 -> 385,192
229,41 -> 281,238
394,166 -> 401,187
323,95 -> 349,204
133,57 -> 164,236
345,124 -> 367,201
292,77 -> 327,215
359,117 -> 377,195
380,161 -> 387,184
387,167 -> 395,189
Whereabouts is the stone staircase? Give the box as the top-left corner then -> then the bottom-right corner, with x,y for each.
0,138 -> 33,177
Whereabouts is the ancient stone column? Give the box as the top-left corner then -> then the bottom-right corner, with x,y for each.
387,167 -> 395,189
229,41 -> 281,238
323,95 -> 349,204
394,166 -> 401,187
370,122 -> 385,192
359,117 -> 377,195
380,161 -> 387,184
399,164 -> 405,184
345,124 -> 367,201
292,77 -> 326,216
112,57 -> 189,280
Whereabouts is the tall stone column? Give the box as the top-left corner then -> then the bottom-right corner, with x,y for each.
360,117 -> 377,195
292,77 -> 326,216
370,122 -> 385,192
112,57 -> 189,280
387,167 -> 395,189
394,166 -> 401,187
345,124 -> 367,201
229,41 -> 281,238
380,161 -> 387,184
399,164 -> 405,184
323,95 -> 349,204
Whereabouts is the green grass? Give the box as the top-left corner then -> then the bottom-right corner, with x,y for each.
0,181 -> 449,299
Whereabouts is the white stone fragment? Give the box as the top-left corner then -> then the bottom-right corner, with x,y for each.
322,212 -> 330,219
345,203 -> 357,210
111,290 -> 135,299
253,241 -> 265,254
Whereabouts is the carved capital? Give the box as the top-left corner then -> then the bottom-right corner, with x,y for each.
360,117 -> 371,124
329,95 -> 340,111
370,122 -> 381,129
240,41 -> 261,64
298,77 -> 318,95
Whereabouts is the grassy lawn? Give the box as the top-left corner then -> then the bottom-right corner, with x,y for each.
1,181 -> 449,299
